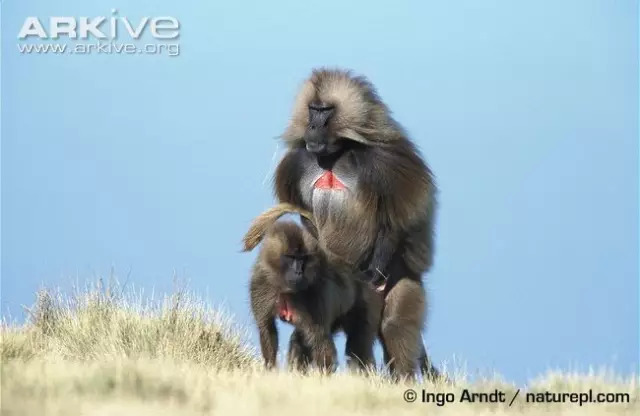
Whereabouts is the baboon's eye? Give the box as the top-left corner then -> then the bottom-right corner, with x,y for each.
283,251 -> 308,260
280,255 -> 294,272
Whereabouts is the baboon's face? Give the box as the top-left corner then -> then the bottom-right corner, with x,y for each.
279,252 -> 313,292
262,222 -> 321,293
283,69 -> 388,154
304,101 -> 341,155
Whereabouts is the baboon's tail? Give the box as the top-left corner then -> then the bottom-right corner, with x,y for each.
242,203 -> 315,251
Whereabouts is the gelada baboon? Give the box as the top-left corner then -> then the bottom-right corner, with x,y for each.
245,203 -> 441,380
243,217 -> 382,372
273,68 -> 438,379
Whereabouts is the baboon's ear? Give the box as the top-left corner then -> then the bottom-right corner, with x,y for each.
242,203 -> 316,252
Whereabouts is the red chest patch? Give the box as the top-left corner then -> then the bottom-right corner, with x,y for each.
314,171 -> 346,190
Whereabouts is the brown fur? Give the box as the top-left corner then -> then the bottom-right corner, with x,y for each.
283,69 -> 401,146
245,220 -> 382,372
273,68 -> 439,380
243,203 -> 441,379
243,203 -> 314,252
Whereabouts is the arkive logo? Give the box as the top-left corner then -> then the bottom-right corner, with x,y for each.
17,9 -> 180,40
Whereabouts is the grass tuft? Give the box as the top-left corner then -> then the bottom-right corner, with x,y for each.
4,282 -> 255,369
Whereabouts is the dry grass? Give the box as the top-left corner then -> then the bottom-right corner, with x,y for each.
1,283 -> 638,415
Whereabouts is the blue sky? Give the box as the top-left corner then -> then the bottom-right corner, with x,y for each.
1,0 -> 638,383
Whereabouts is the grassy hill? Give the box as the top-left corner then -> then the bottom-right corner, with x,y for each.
1,283 -> 637,415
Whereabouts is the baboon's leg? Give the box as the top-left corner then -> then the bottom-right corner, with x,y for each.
343,296 -> 379,371
418,341 -> 441,381
379,278 -> 426,380
380,335 -> 393,372
302,326 -> 337,373
257,317 -> 278,369
344,324 -> 376,371
287,329 -> 311,372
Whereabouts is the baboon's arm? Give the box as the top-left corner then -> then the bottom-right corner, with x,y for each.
364,225 -> 399,285
258,317 -> 278,369
250,271 -> 279,369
